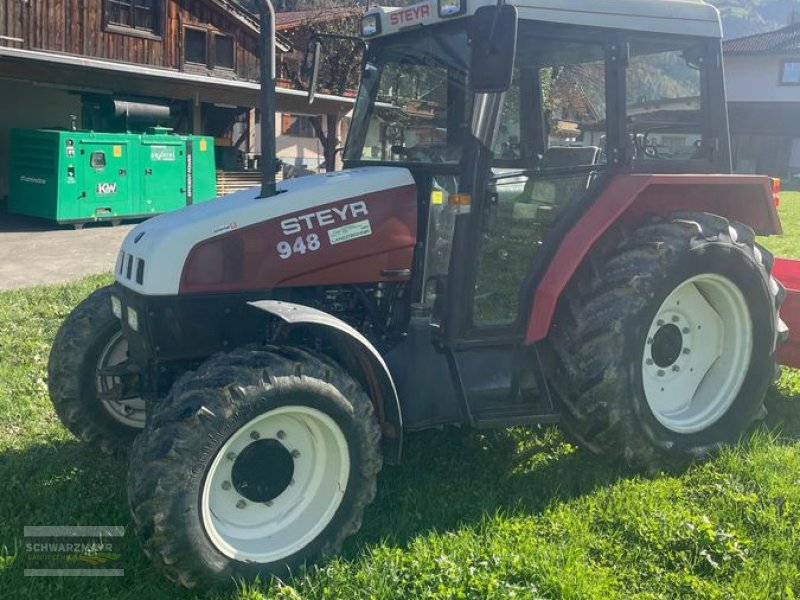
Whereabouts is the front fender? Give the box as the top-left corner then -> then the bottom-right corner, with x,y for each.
248,300 -> 403,463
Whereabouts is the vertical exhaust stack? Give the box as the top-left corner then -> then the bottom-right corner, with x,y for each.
257,0 -> 278,198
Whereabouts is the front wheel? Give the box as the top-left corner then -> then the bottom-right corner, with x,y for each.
128,345 -> 382,588
549,213 -> 785,468
48,286 -> 145,453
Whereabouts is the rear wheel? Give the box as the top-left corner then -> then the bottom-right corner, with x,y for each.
48,286 -> 145,453
549,213 -> 785,468
128,345 -> 382,588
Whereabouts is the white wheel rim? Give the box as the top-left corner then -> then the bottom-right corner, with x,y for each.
201,406 -> 351,563
642,274 -> 753,434
96,331 -> 146,429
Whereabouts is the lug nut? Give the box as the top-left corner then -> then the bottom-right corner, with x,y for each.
646,358 -> 654,366
250,431 -> 260,440
683,348 -> 691,355
277,430 -> 286,440
672,315 -> 680,322
236,499 -> 247,509
647,338 -> 653,345
672,365 -> 680,372
682,327 -> 690,334
657,319 -> 665,327
657,370 -> 665,377
226,452 -> 236,461
221,481 -> 232,490
291,449 -> 301,459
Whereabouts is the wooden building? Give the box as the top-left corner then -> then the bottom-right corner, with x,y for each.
0,0 -> 354,202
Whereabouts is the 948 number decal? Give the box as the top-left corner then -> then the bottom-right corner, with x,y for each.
277,234 -> 321,260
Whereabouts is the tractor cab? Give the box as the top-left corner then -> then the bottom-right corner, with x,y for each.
338,0 -> 730,346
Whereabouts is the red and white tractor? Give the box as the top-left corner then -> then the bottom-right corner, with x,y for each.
47,0 -> 800,587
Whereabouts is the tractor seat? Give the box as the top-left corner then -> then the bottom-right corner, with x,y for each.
514,146 -> 601,226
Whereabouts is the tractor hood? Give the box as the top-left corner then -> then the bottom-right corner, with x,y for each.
115,167 -> 418,296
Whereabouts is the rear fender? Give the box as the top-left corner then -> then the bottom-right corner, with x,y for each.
248,300 -> 403,463
525,173 -> 781,344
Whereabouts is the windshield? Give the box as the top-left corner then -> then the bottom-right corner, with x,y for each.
344,26 -> 469,165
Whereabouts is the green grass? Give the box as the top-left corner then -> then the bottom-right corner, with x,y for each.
2,197 -> 800,599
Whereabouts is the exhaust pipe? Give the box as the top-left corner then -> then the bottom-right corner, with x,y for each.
256,0 -> 278,198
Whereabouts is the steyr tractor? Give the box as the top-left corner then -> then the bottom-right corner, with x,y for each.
47,0 -> 800,588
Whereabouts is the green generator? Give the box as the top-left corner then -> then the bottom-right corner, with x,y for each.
8,127 -> 217,227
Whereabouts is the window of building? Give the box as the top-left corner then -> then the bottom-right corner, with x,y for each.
281,115 -> 317,138
215,35 -> 235,70
106,0 -> 160,35
185,28 -> 207,65
780,61 -> 800,84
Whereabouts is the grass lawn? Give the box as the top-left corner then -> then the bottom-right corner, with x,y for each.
1,197 -> 800,599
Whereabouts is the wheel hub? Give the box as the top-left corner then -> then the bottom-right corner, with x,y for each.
96,332 -> 146,429
201,406 -> 351,562
650,323 -> 683,368
231,439 -> 295,503
641,274 -> 752,434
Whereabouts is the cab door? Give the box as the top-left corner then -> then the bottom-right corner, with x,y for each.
446,28 -> 616,342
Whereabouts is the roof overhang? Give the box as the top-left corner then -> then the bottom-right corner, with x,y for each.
0,46 -> 353,116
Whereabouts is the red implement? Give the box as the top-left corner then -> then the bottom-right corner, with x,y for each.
774,257 -> 800,368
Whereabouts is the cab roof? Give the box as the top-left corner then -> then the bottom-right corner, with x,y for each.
365,0 -> 722,40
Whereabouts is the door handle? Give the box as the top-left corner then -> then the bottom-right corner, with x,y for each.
119,169 -> 127,175
381,269 -> 411,277
144,169 -> 152,175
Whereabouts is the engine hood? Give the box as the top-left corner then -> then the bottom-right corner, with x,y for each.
116,167 -> 417,296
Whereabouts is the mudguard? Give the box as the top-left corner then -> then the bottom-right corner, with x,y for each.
248,300 -> 403,463
525,173 -> 781,344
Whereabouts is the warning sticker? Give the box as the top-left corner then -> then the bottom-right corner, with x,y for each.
328,220 -> 372,245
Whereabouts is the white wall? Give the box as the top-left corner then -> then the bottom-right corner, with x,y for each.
725,55 -> 800,103
0,80 -> 82,200
276,121 -> 326,171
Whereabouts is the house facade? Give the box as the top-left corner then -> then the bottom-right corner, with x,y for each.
723,23 -> 800,179
0,0 -> 354,203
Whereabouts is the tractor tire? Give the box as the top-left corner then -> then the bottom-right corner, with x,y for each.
549,212 -> 786,469
48,285 -> 145,454
127,345 -> 383,588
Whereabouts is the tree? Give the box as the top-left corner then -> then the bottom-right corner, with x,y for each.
279,8 -> 364,171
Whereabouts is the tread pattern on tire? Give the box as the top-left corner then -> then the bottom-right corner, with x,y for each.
548,212 -> 785,468
47,285 -> 136,454
128,344 -> 383,588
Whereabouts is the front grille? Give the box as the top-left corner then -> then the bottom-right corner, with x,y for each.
118,251 -> 146,286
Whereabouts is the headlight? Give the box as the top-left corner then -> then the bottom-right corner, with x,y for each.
111,296 -> 122,320
127,307 -> 140,332
438,0 -> 466,17
361,13 -> 381,37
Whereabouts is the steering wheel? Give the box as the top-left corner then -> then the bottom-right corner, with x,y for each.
638,132 -> 658,158
384,123 -> 404,144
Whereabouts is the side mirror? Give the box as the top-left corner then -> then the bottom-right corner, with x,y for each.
470,5 -> 518,93
307,40 -> 322,104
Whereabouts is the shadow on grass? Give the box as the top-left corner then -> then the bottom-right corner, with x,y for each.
0,440 -> 194,599
0,426 -> 629,597
2,396 -> 798,598
349,425 -> 630,552
765,386 -> 800,440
